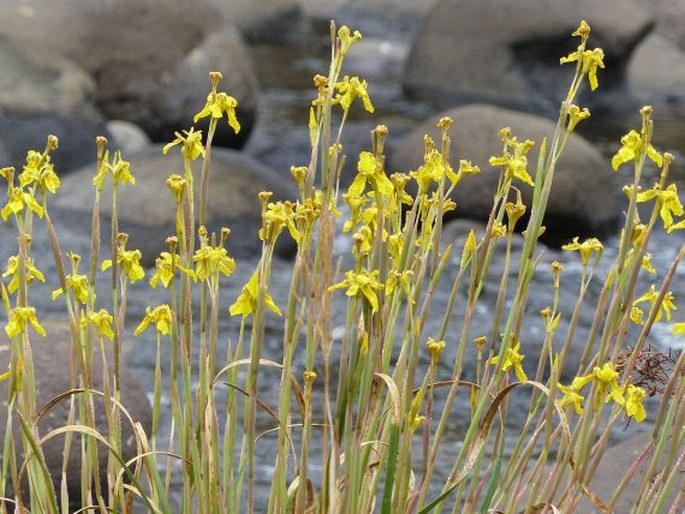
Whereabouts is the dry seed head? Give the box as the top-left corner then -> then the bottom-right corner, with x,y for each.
0,167 -> 14,182
220,227 -> 231,245
473,336 -> 487,349
209,71 -> 223,89
573,20 -> 591,39
550,260 -> 563,277
166,236 -> 178,252
540,307 -> 551,319
303,370 -> 317,383
436,116 -> 453,130
46,135 -> 59,152
640,105 -> 653,119
373,124 -> 388,138
258,191 -> 273,209
117,232 -> 129,246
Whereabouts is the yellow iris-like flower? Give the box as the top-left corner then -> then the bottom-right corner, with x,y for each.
193,245 -> 235,282
349,151 -> 393,199
93,151 -> 134,191
229,270 -> 282,318
149,252 -> 195,288
1,187 -> 44,221
592,362 -> 624,405
260,200 -> 300,243
334,75 -> 374,113
630,306 -> 644,325
489,135 -> 535,187
5,306 -> 46,338
102,248 -> 145,283
634,183 -> 684,230
83,308 -> 115,340
489,338 -> 527,381
134,304 -> 173,336
2,255 -> 45,293
611,129 -> 663,171
52,274 -> 91,304
624,384 -> 646,422
338,25 -> 362,55
163,127 -> 206,162
560,46 -> 605,91
562,236 -> 603,267
194,89 -> 241,134
330,269 -> 383,312
567,104 -> 591,132
19,150 -> 60,195
633,285 -> 677,322
558,383 -> 585,415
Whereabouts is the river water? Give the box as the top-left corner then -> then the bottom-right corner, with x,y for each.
1,13 -> 683,511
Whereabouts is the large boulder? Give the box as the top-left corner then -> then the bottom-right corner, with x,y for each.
0,113 -> 110,175
0,1 -> 258,146
403,0 -> 654,113
52,145 -> 298,264
628,33 -> 685,103
0,320 -> 151,506
204,0 -> 301,37
387,104 -> 621,244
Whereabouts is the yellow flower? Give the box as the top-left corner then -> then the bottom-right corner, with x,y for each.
635,183 -> 683,230
338,25 -> 362,55
411,148 -> 458,192
633,285 -> 677,322
149,252 -> 195,288
19,150 -> 60,194
1,187 -> 44,220
52,274 -> 91,304
349,151 -> 393,198
567,104 -> 591,132
641,253 -> 656,276
560,46 -> 605,91
489,338 -> 527,381
385,269 -> 414,302
427,337 -> 445,364
83,308 -> 115,340
611,129 -> 663,171
558,383 -> 585,415
259,201 -> 299,243
667,218 -> 685,233
562,236 -> 603,267
5,306 -> 46,338
229,270 -> 282,318
334,75 -> 374,113
624,384 -> 646,422
630,306 -> 644,325
593,362 -> 624,405
101,248 -> 145,283
163,128 -> 206,161
193,244 -> 235,281
134,304 -> 173,336
330,269 -> 383,312
2,255 -> 45,293
488,135 -> 535,187
194,72 -> 241,134
673,322 -> 685,334
94,151 -> 134,189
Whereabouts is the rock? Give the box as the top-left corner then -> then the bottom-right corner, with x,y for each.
403,0 -> 654,113
0,1 -> 257,146
0,37 -> 96,117
106,121 -> 151,154
53,145 -> 298,264
387,104 -> 621,244
0,113 -> 110,174
628,33 -> 685,103
204,0 -> 301,38
646,0 -> 685,49
0,320 -> 151,506
156,26 -> 259,148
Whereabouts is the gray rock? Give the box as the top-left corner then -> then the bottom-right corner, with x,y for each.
106,121 -> 151,154
204,0 -> 301,37
628,33 -> 685,103
387,104 -> 621,243
0,320 -> 151,507
53,145 -> 298,264
403,0 -> 654,113
0,1 -> 257,146
0,113 -> 110,174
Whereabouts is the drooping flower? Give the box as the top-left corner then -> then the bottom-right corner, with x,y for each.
1,187 -> 44,220
489,337 -> 527,381
558,383 -> 585,415
611,129 -> 663,171
134,304 -> 173,336
2,255 -> 45,293
83,308 -> 115,340
149,252 -> 195,288
567,104 -> 591,132
592,362 -> 624,405
560,46 -> 605,91
624,384 -> 646,422
489,134 -> 535,187
102,245 -> 145,283
634,183 -> 684,230
334,75 -> 374,113
562,237 -> 603,267
633,285 -> 677,322
193,243 -> 235,282
163,128 -> 206,162
194,72 -> 241,133
349,151 -> 393,198
330,269 -> 384,312
229,269 -> 282,318
5,306 -> 46,338
19,149 -> 60,195
52,274 -> 91,304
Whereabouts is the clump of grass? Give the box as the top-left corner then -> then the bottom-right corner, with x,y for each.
0,19 -> 684,514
